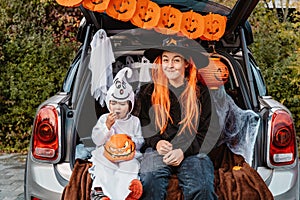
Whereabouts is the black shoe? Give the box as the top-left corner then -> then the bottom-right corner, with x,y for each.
90,187 -> 110,200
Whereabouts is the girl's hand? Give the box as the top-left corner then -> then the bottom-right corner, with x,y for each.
163,148 -> 184,166
156,140 -> 173,155
106,112 -> 116,130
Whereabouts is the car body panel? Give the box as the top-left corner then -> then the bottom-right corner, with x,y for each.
25,154 -> 64,200
257,165 -> 299,200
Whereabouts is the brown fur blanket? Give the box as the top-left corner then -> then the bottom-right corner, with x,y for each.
61,159 -> 93,200
208,144 -> 273,200
61,145 -> 273,200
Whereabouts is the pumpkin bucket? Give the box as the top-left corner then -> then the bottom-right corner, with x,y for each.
104,134 -> 136,162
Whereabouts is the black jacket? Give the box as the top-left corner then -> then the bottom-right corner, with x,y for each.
134,82 -> 214,158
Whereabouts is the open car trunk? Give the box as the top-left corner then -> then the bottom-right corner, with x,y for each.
69,29 -> 272,200
63,1 -> 274,199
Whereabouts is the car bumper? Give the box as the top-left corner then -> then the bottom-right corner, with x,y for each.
257,161 -> 299,200
25,154 -> 71,200
25,154 -> 299,200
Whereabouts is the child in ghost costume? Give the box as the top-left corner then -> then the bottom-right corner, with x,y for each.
89,67 -> 144,200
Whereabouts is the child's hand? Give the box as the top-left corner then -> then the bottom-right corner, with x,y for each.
106,112 -> 116,130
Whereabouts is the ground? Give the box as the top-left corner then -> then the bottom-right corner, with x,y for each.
0,153 -> 26,200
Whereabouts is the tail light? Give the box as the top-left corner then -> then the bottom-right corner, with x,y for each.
32,105 -> 61,162
269,109 -> 296,167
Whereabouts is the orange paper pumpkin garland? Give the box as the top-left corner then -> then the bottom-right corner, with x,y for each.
201,13 -> 227,41
56,0 -> 83,7
155,5 -> 182,35
106,0 -> 137,22
82,0 -> 110,12
104,134 -> 136,162
56,0 -> 228,41
130,0 -> 160,29
180,10 -> 205,39
198,57 -> 229,89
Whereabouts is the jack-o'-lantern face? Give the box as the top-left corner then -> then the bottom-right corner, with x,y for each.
214,59 -> 229,82
155,5 -> 182,35
82,0 -> 110,12
180,10 -> 205,39
201,13 -> 227,41
197,57 -> 229,89
130,0 -> 160,29
104,134 -> 136,162
106,0 -> 137,22
56,0 -> 83,7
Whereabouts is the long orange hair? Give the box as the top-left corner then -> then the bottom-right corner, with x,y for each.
151,55 -> 200,135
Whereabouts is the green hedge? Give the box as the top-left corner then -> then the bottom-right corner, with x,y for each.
249,3 -> 300,136
0,0 -> 81,152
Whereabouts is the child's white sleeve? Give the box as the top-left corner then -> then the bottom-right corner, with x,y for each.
132,117 -> 144,151
91,114 -> 113,147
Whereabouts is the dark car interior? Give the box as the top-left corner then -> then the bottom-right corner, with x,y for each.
74,44 -> 247,149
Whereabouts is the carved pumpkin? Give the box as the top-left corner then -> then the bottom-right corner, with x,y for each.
155,5 -> 182,35
82,0 -> 110,12
104,134 -> 136,162
180,10 -> 205,39
197,57 -> 229,89
106,0 -> 137,22
130,0 -> 160,29
201,13 -> 227,41
56,0 -> 83,7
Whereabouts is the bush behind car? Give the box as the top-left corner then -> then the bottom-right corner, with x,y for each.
0,0 -> 80,152
249,3 -> 300,139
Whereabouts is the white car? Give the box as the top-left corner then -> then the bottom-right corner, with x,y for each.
24,0 -> 299,199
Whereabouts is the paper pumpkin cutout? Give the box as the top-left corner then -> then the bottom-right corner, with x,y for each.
180,10 -> 205,39
106,0 -> 137,22
57,0 -> 227,41
104,134 -> 136,162
197,57 -> 229,89
201,13 -> 227,41
56,0 -> 83,7
155,5 -> 182,35
130,0 -> 160,29
82,0 -> 110,12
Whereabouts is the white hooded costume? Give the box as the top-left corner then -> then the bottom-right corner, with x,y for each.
89,67 -> 144,200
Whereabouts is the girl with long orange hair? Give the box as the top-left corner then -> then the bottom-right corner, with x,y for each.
135,37 -> 217,200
